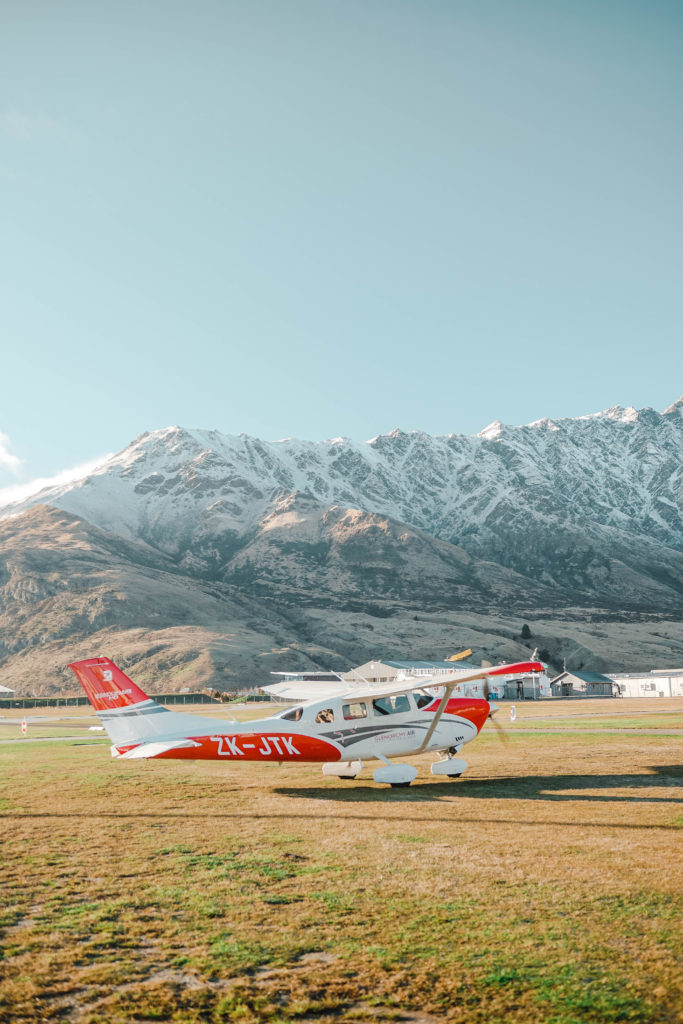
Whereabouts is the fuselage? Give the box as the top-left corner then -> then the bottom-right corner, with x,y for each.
107,692 -> 490,761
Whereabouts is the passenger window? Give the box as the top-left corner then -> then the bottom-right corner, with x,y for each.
282,707 -> 303,722
315,708 -> 334,724
373,695 -> 411,715
415,691 -> 433,709
342,702 -> 367,720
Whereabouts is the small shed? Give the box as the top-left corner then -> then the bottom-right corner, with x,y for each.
550,671 -> 616,697
0,682 -> 16,707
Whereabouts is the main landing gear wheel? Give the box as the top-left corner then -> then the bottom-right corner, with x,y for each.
431,756 -> 468,780
322,760 -> 362,780
373,763 -> 418,787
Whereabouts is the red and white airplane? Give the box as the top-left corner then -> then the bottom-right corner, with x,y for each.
69,657 -> 543,787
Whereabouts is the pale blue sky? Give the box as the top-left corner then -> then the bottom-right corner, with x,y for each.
1,0 -> 681,483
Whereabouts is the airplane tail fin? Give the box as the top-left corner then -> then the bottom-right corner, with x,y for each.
69,657 -> 170,750
69,657 -> 151,711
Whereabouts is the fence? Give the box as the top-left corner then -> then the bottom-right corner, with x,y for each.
0,692 -> 221,710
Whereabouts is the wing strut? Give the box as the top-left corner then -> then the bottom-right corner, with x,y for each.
418,684 -> 456,753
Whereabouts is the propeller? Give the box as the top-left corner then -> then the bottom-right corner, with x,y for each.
483,676 -> 509,744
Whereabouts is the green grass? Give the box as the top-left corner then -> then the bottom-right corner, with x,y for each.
0,725 -> 103,740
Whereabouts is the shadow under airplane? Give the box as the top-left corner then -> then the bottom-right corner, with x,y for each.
273,764 -> 683,805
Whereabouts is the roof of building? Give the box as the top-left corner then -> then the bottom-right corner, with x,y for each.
608,668 -> 683,679
0,684 -> 15,694
552,670 -> 613,684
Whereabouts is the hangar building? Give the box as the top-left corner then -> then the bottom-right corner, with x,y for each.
607,669 -> 683,698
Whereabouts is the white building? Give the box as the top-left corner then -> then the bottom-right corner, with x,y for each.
607,669 -> 683,698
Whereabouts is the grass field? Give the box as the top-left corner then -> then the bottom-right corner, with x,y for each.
0,702 -> 681,1023
507,714 -> 683,731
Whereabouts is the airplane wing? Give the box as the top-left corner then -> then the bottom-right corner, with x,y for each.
261,674 -> 434,702
264,660 -> 543,705
261,681 -> 349,701
335,661 -> 544,701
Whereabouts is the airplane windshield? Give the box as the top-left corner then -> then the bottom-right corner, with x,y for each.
281,706 -> 303,721
414,691 -> 433,709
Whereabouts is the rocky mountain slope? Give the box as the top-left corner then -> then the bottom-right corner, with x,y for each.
2,506 -> 681,697
0,400 -> 681,694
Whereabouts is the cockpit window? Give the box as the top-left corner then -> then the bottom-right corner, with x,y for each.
414,691 -> 433,709
315,708 -> 334,724
342,702 -> 367,720
281,706 -> 303,722
373,694 -> 411,715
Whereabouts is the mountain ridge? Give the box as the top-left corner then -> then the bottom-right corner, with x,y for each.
1,398 -> 681,606
2,395 -> 682,526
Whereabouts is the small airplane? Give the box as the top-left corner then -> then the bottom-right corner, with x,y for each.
69,657 -> 544,787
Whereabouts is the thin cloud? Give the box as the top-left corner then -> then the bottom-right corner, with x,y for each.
0,108 -> 70,142
0,454 -> 112,510
0,432 -> 22,474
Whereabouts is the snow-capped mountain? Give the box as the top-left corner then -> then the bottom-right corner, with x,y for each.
1,399 -> 681,693
1,398 -> 681,608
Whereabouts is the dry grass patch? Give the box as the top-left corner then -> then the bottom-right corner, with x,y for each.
0,730 -> 681,1023
509,714 -> 682,731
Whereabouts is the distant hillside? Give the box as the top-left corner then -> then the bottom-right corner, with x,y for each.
0,400 -> 681,695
